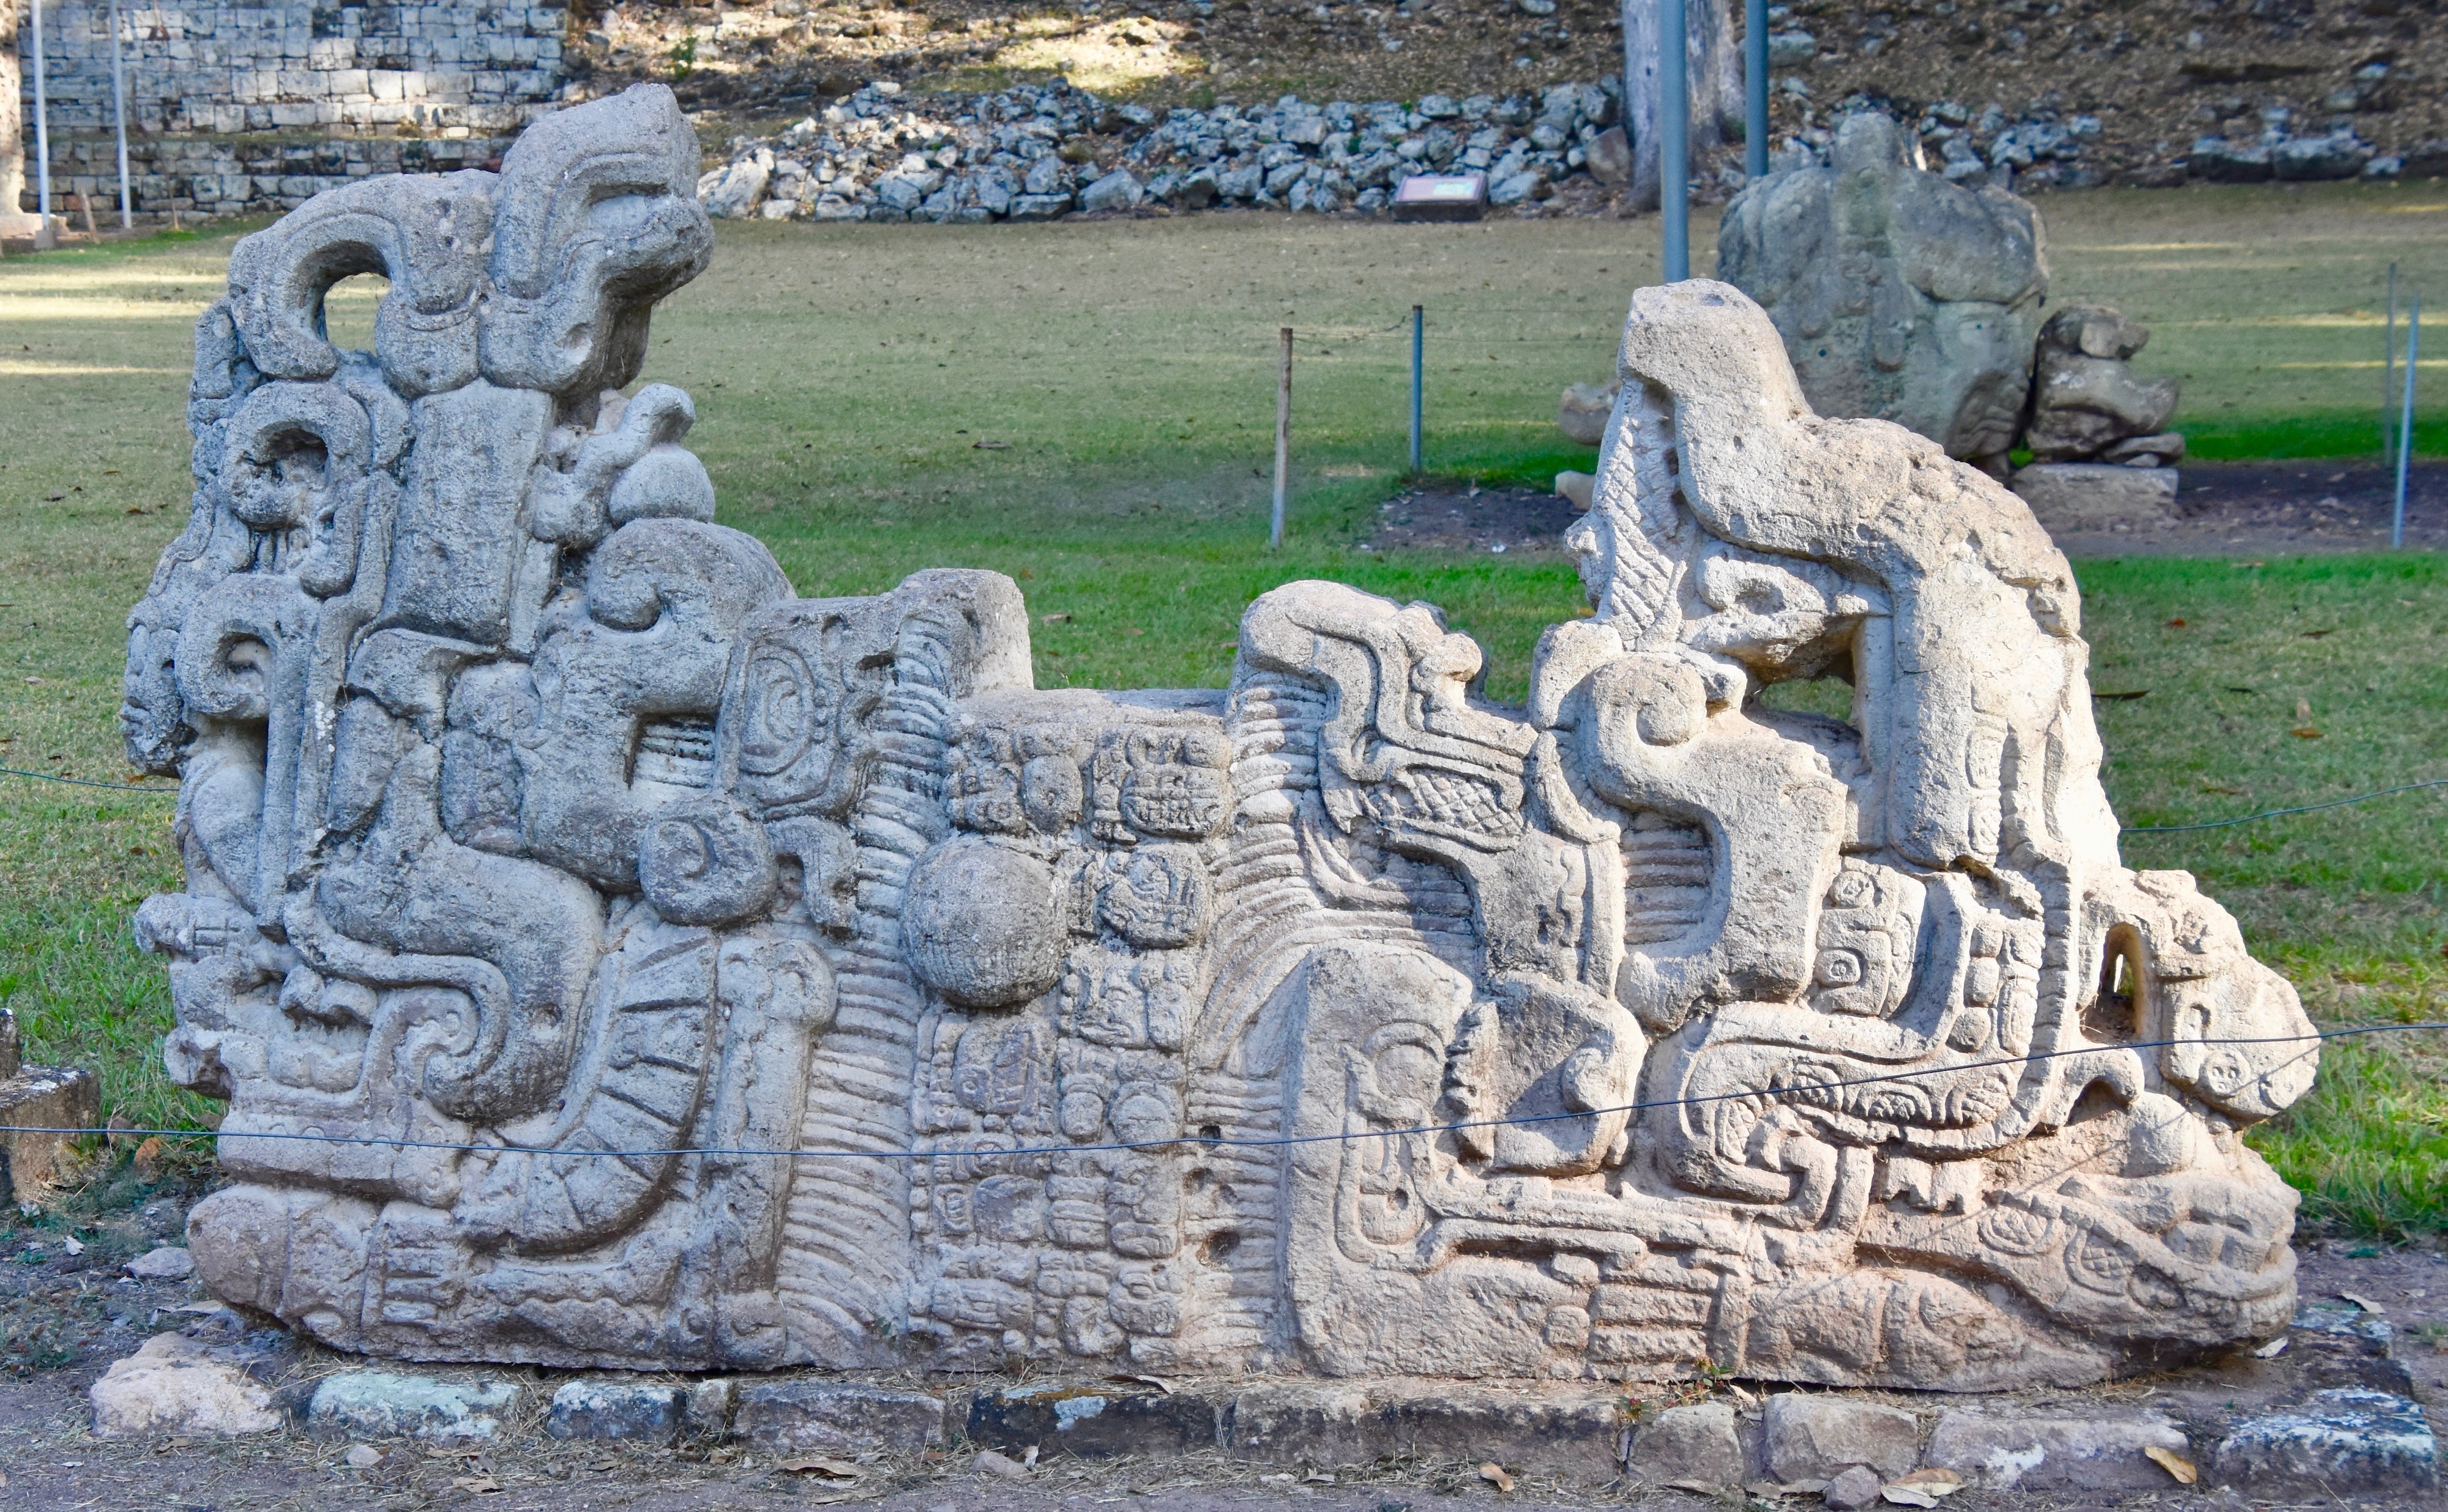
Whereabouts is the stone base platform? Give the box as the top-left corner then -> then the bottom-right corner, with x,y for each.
2011,462 -> 2181,534
108,1294 -> 2438,1499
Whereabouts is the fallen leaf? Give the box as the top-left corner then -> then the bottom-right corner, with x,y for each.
1480,1461 -> 1516,1492
1668,1478 -> 1723,1493
2253,1336 -> 2290,1358
1023,1444 -> 1040,1469
345,1445 -> 383,1469
2297,698 -> 2313,719
2300,628 -> 2334,638
1041,612 -> 1072,624
2291,726 -> 2323,739
1726,1382 -> 1760,1409
2200,783 -> 2249,796
1304,1469 -> 1335,1483
2144,1445 -> 2197,1485
1132,1374 -> 1176,1395
2092,689 -> 2149,701
2222,685 -> 2256,695
1881,1487 -> 1941,1508
587,1460 -> 618,1472
2342,1290 -> 2388,1313
2234,560 -> 2265,568
450,1475 -> 503,1494
2165,617 -> 2187,627
972,439 -> 1012,449
61,1234 -> 83,1256
777,1453 -> 860,1478
1887,1468 -> 1963,1497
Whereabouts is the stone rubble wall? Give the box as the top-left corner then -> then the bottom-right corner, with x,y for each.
696,77 -> 1630,223
12,0 -> 565,213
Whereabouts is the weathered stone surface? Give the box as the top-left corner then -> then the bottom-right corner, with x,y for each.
2022,305 -> 2181,463
90,1333 -> 283,1438
305,1371 -> 523,1440
546,1380 -> 685,1442
1628,1401 -> 1747,1485
971,1382 -> 1217,1457
1765,1396 -> 1922,1481
1558,378 -> 1618,445
735,1381 -> 946,1454
1925,1407 -> 2191,1489
1717,111 -> 2047,470
1080,169 -> 1144,213
2010,461 -> 2181,532
1821,1463 -> 1884,1510
2206,1388 -> 2441,1494
125,1245 -> 196,1279
132,102 -> 2314,1396
0,1021 -> 102,1207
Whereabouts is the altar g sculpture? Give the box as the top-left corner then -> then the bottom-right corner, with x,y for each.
125,86 -> 2318,1390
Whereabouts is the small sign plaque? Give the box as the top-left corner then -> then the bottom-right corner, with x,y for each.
1391,173 -> 1488,222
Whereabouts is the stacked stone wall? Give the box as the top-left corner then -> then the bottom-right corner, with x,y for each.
12,0 -> 566,214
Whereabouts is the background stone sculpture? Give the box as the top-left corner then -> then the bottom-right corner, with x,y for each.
1715,111 -> 2050,476
129,115 -> 2315,1388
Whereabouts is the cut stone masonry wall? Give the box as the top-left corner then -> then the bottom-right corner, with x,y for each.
11,0 -> 566,214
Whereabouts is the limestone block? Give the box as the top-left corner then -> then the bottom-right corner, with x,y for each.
2010,461 -> 2179,533
2023,305 -> 2182,463
2206,1388 -> 2441,1495
129,95 -> 2314,1396
1718,111 -> 2047,469
1925,1408 -> 2191,1489
546,1380 -> 685,1442
1629,1401 -> 1748,1486
0,1055 -> 102,1207
734,1381 -> 947,1454
307,1371 -> 522,1440
90,1333 -> 283,1438
1764,1396 -> 1922,1481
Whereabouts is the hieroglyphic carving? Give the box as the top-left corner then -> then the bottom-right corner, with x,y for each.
130,127 -> 2315,1387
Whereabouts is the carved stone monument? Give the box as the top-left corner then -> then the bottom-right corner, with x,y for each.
127,88 -> 2317,1390
1716,111 -> 2050,477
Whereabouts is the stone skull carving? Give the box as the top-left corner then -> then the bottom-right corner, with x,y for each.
129,108 -> 2315,1388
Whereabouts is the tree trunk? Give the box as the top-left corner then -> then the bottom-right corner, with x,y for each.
1623,0 -> 1741,212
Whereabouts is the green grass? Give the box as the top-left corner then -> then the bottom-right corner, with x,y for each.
2,191 -> 2444,1230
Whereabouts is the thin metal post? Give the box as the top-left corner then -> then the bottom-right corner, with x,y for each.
109,0 -> 132,229
1272,326 -> 1292,550
31,0 -> 53,249
2394,294 -> 2419,549
1744,0 -> 1767,181
1660,0 -> 1689,280
2384,262 -> 2399,464
1408,305 -> 1424,474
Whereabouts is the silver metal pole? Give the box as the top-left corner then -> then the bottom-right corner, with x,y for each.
1660,0 -> 1688,280
108,0 -> 130,228
2384,263 -> 2398,464
1272,326 -> 1291,549
1408,305 -> 1423,475
1744,0 -> 1767,181
30,0 -> 52,248
2394,294 -> 2418,549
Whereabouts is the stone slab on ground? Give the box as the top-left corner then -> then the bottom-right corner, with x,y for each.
734,1379 -> 947,1454
0,1063 -> 100,1207
1625,1399 -> 1747,1486
2205,1386 -> 2441,1496
2010,461 -> 2181,532
88,1332 -> 282,1438
547,1379 -> 687,1443
1924,1406 -> 2191,1490
303,1370 -> 523,1441
1763,1395 -> 1922,1481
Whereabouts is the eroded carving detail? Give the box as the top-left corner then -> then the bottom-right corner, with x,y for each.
132,124 -> 2313,1386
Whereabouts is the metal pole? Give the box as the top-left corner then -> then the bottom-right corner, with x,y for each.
1408,305 -> 1424,475
1272,326 -> 1292,549
2394,294 -> 2418,549
1744,0 -> 1767,181
108,0 -> 131,228
1660,0 -> 1689,280
2383,262 -> 2398,465
30,0 -> 53,248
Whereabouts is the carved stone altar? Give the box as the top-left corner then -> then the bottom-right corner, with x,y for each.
125,86 -> 2318,1390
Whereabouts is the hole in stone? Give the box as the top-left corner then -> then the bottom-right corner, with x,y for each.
318,272 -> 390,353
2083,925 -> 2146,1043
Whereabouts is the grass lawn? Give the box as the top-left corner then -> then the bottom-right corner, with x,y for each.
2,183 -> 2443,1233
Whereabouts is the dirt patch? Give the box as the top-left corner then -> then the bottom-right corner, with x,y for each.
1360,462 -> 2448,560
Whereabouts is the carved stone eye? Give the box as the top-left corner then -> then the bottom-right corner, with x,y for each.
1816,950 -> 1864,987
